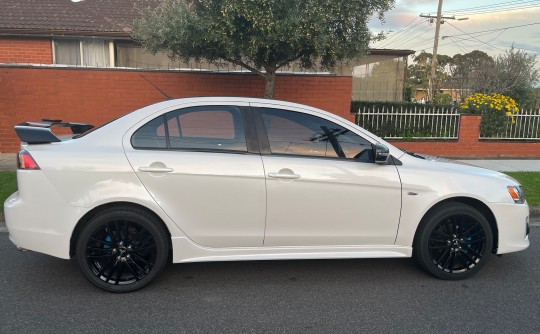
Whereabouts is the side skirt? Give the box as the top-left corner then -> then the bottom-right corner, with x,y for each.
171,237 -> 412,263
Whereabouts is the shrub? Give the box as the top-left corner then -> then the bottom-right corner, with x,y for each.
351,100 -> 457,114
460,93 -> 519,137
433,93 -> 453,105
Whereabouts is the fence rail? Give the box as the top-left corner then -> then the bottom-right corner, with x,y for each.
355,106 -> 461,140
480,109 -> 540,140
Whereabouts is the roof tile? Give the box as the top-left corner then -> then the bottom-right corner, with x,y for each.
0,0 -> 159,35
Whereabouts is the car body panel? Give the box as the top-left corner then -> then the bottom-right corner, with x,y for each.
3,97 -> 530,264
124,149 -> 267,247
170,236 -> 412,263
261,155 -> 402,246
394,154 -> 529,253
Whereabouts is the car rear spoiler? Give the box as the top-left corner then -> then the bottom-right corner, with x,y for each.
14,119 -> 94,144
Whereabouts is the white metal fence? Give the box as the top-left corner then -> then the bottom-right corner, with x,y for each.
356,106 -> 461,139
480,109 -> 540,140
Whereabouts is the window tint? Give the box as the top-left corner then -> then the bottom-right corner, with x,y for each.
261,108 -> 373,161
131,116 -> 167,149
132,106 -> 247,152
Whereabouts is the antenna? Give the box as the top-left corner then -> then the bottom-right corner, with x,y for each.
139,75 -> 174,100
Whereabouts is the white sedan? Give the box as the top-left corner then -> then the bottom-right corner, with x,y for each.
4,97 -> 530,292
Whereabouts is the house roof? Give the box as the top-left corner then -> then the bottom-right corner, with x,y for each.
368,49 -> 415,56
0,0 -> 159,37
0,0 -> 415,59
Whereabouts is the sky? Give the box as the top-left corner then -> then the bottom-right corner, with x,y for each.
368,0 -> 540,61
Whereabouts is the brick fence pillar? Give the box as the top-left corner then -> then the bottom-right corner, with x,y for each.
458,114 -> 481,144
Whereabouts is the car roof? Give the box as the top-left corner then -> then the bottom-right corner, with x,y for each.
141,97 -> 328,113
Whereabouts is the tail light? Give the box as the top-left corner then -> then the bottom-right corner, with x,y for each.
18,150 -> 40,170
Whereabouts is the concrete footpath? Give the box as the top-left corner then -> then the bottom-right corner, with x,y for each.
457,159 -> 540,172
0,153 -> 15,171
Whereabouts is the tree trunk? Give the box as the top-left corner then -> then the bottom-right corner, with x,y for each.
264,71 -> 276,99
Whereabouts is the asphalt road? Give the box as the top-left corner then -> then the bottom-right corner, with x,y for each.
0,229 -> 539,334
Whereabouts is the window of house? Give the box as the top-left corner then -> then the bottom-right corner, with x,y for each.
260,108 -> 373,161
54,39 -> 110,67
132,106 -> 247,152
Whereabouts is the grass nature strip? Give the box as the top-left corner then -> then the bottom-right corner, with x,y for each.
0,171 -> 16,219
1,171 -> 540,218
505,172 -> 540,206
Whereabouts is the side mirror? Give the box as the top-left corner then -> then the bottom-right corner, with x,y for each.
373,143 -> 390,164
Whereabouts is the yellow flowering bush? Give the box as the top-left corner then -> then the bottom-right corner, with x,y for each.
460,93 -> 520,137
460,93 -> 519,116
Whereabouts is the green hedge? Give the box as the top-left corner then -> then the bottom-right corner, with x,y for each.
351,100 -> 461,114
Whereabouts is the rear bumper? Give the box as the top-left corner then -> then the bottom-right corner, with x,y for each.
5,191 -> 73,259
3,171 -> 84,259
491,202 -> 530,254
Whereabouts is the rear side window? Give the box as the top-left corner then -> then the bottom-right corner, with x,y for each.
131,106 -> 247,152
131,116 -> 167,149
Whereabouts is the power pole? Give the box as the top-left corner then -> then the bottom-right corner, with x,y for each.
429,0 -> 443,102
419,9 -> 468,102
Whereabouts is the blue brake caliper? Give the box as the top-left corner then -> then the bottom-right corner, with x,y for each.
103,235 -> 112,249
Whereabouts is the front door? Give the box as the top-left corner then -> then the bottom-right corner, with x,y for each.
255,106 -> 402,246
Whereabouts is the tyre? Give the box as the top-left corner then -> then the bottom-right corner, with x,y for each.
413,203 -> 493,280
75,207 -> 169,292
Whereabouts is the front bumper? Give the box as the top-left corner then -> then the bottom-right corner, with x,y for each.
491,202 -> 530,254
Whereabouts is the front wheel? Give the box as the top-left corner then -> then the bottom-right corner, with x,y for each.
414,203 -> 493,280
75,207 -> 169,292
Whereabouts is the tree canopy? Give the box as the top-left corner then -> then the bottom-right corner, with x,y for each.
133,0 -> 394,98
405,51 -> 452,102
407,48 -> 539,108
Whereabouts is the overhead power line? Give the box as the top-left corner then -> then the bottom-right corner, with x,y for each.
393,21 -> 431,43
428,0 -> 540,15
441,22 -> 540,38
375,18 -> 423,48
445,22 -> 505,51
450,5 -> 540,16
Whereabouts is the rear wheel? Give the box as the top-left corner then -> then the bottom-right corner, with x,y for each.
75,207 -> 168,292
414,203 -> 493,280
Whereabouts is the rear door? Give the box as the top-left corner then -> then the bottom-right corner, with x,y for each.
123,102 -> 266,248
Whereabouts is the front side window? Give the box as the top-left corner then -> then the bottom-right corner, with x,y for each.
261,108 -> 373,161
132,106 -> 247,152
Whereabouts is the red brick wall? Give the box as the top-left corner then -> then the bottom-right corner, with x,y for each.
0,38 -> 53,64
389,115 -> 540,158
0,67 -> 353,152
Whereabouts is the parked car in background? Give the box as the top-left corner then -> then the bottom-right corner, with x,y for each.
4,97 -> 530,292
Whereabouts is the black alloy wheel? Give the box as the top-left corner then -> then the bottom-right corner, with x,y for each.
414,203 -> 493,280
75,207 -> 168,292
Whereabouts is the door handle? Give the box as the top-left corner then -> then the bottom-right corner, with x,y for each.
268,172 -> 301,179
138,166 -> 174,173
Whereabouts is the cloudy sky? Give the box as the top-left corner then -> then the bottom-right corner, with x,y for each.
368,0 -> 540,60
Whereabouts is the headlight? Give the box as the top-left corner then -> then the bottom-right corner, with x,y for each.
507,186 -> 525,204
